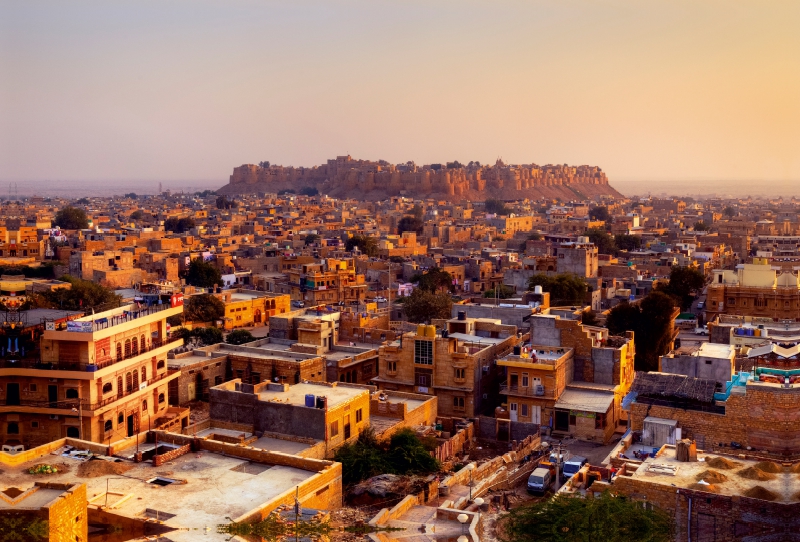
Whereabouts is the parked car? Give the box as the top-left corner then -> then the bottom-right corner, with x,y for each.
292,301 -> 305,308
527,467 -> 553,495
694,326 -> 708,336
375,296 -> 388,302
562,456 -> 588,479
697,301 -> 705,310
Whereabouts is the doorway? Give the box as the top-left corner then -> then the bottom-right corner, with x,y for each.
555,409 -> 570,432
49,385 -> 58,407
344,414 -> 351,440
126,414 -> 135,437
6,383 -> 20,406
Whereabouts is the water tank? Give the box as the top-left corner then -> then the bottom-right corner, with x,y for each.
513,346 -> 521,355
316,396 -> 327,409
417,324 -> 426,337
457,311 -> 467,321
425,325 -> 436,338
305,394 -> 316,408
755,329 -> 761,337
534,285 -> 543,294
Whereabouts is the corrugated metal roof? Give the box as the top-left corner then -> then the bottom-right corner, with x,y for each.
554,388 -> 614,413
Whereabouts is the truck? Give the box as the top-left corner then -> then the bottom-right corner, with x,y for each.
527,467 -> 553,495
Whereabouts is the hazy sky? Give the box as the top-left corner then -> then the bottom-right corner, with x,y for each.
2,1 -> 799,186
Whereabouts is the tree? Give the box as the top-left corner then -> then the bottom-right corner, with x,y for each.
606,291 -> 677,371
298,186 -> 319,196
227,329 -> 255,345
528,274 -> 587,306
185,258 -> 222,288
527,232 -> 543,241
258,161 -> 271,168
615,234 -> 642,252
183,294 -> 225,323
54,206 -> 89,230
656,266 -> 706,310
485,198 -> 511,215
723,206 -> 736,217
124,192 -> 138,199
194,326 -> 224,346
589,206 -> 610,222
484,284 -> 515,299
195,190 -> 216,197
398,215 -> 424,235
446,161 -> 464,169
215,195 -> 238,210
39,276 -> 120,311
164,217 -> 195,233
500,491 -> 672,542
580,310 -> 599,326
129,210 -> 144,221
345,234 -> 378,257
693,220 -> 709,231
402,288 -> 452,323
411,267 -> 454,293
585,228 -> 616,255
304,233 -> 321,246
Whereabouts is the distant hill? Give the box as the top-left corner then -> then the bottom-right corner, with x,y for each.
216,155 -> 623,201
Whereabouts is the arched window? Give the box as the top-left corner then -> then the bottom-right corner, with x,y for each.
141,334 -> 146,352
104,420 -> 113,432
7,422 -> 19,434
157,360 -> 165,370
125,372 -> 132,392
132,369 -> 139,390
158,393 -> 165,404
117,376 -> 123,398
131,337 -> 138,356
102,383 -> 113,394
66,427 -> 80,438
65,388 -> 79,399
141,366 -> 147,382
142,400 -> 148,412
118,413 -> 124,425
124,339 -> 131,358
116,343 -> 122,360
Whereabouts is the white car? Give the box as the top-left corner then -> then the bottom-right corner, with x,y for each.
374,296 -> 388,302
694,327 -> 708,336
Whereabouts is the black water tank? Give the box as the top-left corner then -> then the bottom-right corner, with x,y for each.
457,311 -> 466,321
513,346 -> 521,355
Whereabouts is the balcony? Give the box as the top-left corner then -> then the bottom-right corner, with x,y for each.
0,338 -> 181,372
54,303 -> 177,334
500,384 -> 557,399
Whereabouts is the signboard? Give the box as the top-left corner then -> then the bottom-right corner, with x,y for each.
45,322 -> 55,331
139,381 -> 147,391
66,321 -> 93,333
170,293 -> 184,307
569,410 -> 596,419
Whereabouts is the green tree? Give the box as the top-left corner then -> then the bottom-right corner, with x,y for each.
345,234 -> 378,257
39,276 -> 120,311
398,215 -> 424,235
580,310 -> 599,326
615,234 -> 642,252
183,293 -> 225,323
402,288 -> 452,323
585,228 -> 616,255
298,186 -> 319,196
194,326 -> 224,346
216,195 -> 238,209
693,220 -> 709,231
258,161 -> 271,168
304,233 -> 321,246
484,284 -> 515,299
164,217 -> 196,233
606,291 -> 676,371
723,206 -> 736,217
411,267 -> 454,293
528,274 -> 587,306
54,206 -> 89,230
124,192 -> 138,199
500,491 -> 672,542
227,329 -> 255,345
589,206 -> 610,222
656,266 -> 706,310
485,198 -> 511,215
185,258 -> 222,288
129,210 -> 144,220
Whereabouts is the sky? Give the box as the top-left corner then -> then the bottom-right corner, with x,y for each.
1,1 -> 799,189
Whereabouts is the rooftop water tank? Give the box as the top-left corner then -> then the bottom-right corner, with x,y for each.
425,325 -> 436,338
457,311 -> 467,321
305,394 -> 316,408
417,324 -> 426,337
534,285 -> 543,294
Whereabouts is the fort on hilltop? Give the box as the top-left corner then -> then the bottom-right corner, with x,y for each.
216,155 -> 622,201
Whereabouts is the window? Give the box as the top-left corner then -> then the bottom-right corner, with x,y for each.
116,343 -> 122,360
104,420 -> 113,432
453,397 -> 465,411
125,339 -> 131,357
415,368 -> 433,387
356,408 -> 363,423
521,404 -> 529,417
454,368 -> 466,380
66,427 -> 79,438
569,413 -> 577,426
141,367 -> 147,382
728,298 -> 735,306
157,360 -> 165,370
132,369 -> 139,390
7,422 -> 19,434
158,393 -> 165,404
29,384 -> 37,392
102,383 -> 113,394
142,400 -> 148,411
330,420 -> 339,437
131,337 -> 138,355
118,413 -> 124,425
214,376 -> 223,385
595,413 -> 606,430
386,361 -> 397,373
31,421 -> 39,429
65,388 -> 79,399
414,340 -> 433,365
126,372 -> 133,392
521,373 -> 529,387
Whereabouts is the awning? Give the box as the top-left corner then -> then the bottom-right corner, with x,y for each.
554,389 -> 614,414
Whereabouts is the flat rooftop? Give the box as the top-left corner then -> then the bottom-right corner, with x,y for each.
0,486 -> 64,509
257,382 -> 368,407
2,447 -> 318,541
625,446 -> 795,503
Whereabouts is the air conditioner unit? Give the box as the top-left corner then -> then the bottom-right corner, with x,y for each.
535,385 -> 545,396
